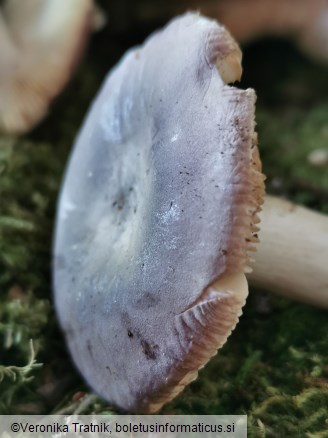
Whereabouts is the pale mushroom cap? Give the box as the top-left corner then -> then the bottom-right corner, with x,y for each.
54,13 -> 264,413
0,0 -> 93,135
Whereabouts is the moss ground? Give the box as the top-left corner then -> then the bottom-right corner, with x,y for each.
0,23 -> 328,438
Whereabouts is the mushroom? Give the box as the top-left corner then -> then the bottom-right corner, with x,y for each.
54,13 -> 264,413
0,0 -> 94,135
248,195 -> 328,308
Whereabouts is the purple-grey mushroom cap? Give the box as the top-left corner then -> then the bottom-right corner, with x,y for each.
54,13 -> 264,413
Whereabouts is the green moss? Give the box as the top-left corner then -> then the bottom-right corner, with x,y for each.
0,22 -> 327,437
257,105 -> 328,210
0,341 -> 42,413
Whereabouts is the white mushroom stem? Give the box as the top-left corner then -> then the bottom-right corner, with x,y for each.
248,195 -> 328,308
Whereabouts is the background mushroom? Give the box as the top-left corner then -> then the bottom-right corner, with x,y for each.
202,0 -> 328,62
107,0 -> 328,62
0,0 -> 94,135
54,13 -> 265,413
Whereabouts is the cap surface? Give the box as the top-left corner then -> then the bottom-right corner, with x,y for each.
54,13 -> 264,413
